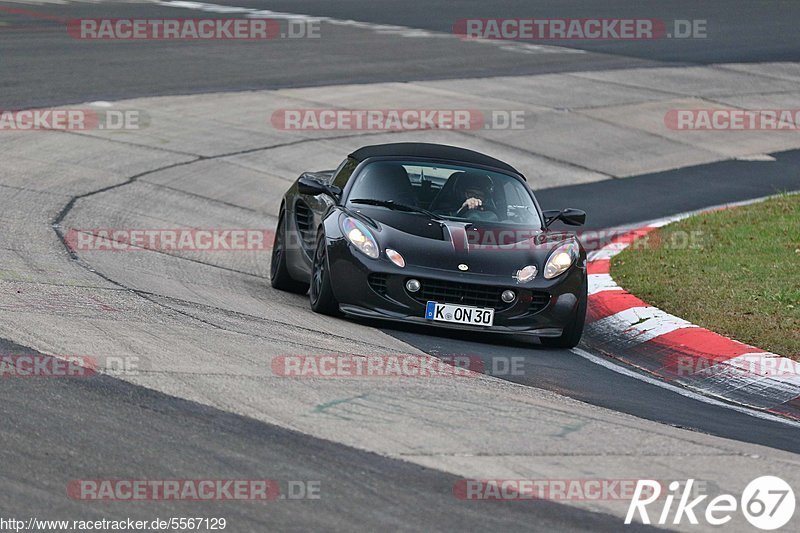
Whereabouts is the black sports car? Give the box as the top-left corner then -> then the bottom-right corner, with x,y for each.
270,143 -> 588,348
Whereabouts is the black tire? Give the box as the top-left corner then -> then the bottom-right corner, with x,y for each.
309,232 -> 340,315
270,210 -> 309,294
540,279 -> 587,349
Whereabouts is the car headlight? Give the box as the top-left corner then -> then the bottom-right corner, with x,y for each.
342,217 -> 379,259
544,240 -> 579,279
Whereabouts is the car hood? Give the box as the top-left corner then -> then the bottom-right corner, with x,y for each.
347,207 -> 566,275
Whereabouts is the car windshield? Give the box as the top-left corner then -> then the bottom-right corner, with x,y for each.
347,160 -> 541,225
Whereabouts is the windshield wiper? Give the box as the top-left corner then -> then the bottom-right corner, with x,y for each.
350,199 -> 442,220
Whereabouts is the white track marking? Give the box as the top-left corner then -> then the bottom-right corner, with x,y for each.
587,241 -> 629,260
571,347 -> 800,429
625,192 -> 798,232
587,273 -> 622,295
647,216 -> 687,228
158,1 -> 586,55
725,353 -> 800,382
589,306 -> 696,346
0,1 -> 151,4
736,154 -> 777,161
690,353 -> 800,406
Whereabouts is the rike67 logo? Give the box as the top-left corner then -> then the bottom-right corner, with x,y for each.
626,476 -> 795,530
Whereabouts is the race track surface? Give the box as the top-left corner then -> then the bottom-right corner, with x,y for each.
1,1 -> 799,531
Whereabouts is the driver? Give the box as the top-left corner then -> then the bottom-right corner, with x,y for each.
455,173 -> 498,220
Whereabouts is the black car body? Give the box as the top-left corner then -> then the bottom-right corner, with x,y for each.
271,143 -> 588,348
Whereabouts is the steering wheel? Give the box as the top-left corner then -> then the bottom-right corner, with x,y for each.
460,198 -> 499,221
457,196 -> 499,219
464,209 -> 499,221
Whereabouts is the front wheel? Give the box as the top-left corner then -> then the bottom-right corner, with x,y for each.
540,281 -> 587,349
309,232 -> 340,315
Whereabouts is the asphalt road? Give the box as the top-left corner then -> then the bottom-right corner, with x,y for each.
3,338 -> 665,533
2,1 -> 800,531
213,0 -> 800,63
3,0 -> 800,109
537,148 -> 800,231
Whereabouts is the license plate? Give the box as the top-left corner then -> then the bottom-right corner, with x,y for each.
425,301 -> 494,327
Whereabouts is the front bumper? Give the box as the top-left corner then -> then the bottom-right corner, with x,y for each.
328,239 -> 586,336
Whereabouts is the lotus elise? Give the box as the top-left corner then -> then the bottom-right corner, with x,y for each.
270,143 -> 588,348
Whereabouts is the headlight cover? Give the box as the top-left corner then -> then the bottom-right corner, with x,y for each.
342,217 -> 379,259
544,240 -> 579,279
386,248 -> 405,268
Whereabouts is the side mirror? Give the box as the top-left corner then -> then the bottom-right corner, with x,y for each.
298,177 -> 341,198
543,208 -> 586,228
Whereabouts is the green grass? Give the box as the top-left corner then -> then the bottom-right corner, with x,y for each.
611,193 -> 800,359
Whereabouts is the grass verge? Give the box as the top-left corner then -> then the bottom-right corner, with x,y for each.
611,193 -> 799,359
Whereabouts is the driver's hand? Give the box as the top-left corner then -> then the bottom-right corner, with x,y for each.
461,197 -> 482,211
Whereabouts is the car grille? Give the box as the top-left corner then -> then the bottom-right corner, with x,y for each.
368,273 -> 388,296
528,291 -> 550,313
414,279 -> 507,309
367,274 -> 550,312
